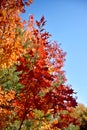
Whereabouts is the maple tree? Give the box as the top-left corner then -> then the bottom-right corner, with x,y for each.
13,16 -> 77,130
0,0 -> 78,130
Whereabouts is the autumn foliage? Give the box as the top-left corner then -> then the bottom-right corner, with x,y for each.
0,0 -> 32,68
0,0 -> 79,130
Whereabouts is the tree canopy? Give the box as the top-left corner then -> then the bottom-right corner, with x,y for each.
0,1 -> 79,130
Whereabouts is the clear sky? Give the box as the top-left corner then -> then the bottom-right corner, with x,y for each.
21,0 -> 87,106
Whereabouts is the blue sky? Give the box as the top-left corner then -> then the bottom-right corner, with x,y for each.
21,0 -> 87,106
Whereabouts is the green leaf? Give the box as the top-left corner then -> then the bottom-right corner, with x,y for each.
0,65 -> 23,92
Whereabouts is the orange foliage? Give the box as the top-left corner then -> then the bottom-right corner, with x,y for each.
0,86 -> 15,129
0,0 -> 33,69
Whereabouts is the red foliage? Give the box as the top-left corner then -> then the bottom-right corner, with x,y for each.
14,16 -> 77,128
